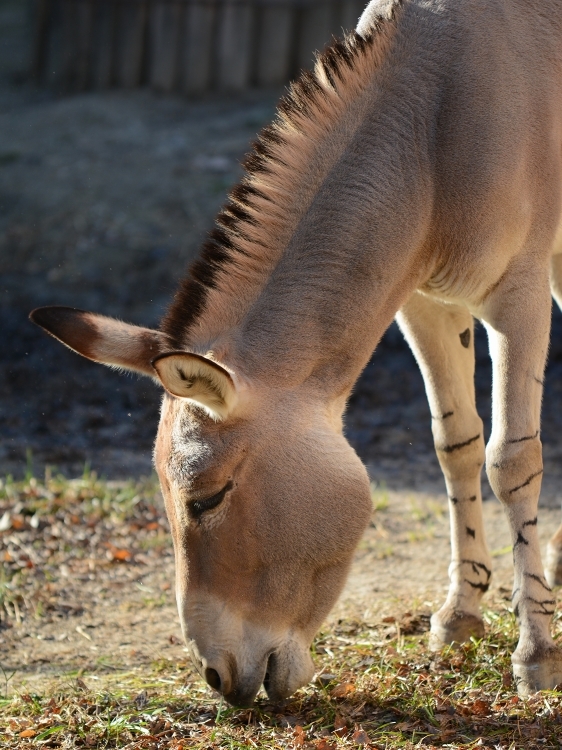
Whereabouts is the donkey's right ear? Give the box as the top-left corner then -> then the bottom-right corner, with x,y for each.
30,306 -> 168,378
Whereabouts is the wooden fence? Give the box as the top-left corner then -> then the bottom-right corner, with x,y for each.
32,0 -> 367,94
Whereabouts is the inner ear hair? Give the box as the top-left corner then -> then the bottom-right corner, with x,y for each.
152,352 -> 237,421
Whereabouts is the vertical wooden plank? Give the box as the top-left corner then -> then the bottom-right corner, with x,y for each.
91,0 -> 116,89
149,1 -> 183,92
115,0 -> 149,87
216,0 -> 254,91
182,0 -> 216,95
56,0 -> 82,92
32,0 -> 52,84
296,0 -> 336,73
44,0 -> 62,89
73,0 -> 95,91
254,0 -> 294,87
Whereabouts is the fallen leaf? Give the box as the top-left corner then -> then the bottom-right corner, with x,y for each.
135,690 -> 148,709
334,714 -> 348,737
352,728 -> 370,745
19,729 -> 36,738
331,682 -> 355,698
316,740 -> 336,750
293,725 -> 305,746
469,699 -> 490,716
111,548 -> 132,562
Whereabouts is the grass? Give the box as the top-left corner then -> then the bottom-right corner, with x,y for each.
1,472 -> 562,748
2,611 -> 562,749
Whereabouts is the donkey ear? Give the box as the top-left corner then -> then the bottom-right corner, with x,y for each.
30,306 -> 167,377
152,352 -> 237,421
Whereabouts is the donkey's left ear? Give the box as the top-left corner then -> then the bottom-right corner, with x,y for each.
152,352 -> 237,421
30,306 -> 168,377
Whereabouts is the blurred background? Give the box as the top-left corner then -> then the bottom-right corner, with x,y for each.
2,0 -> 562,508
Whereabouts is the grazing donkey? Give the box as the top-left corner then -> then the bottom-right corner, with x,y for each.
31,0 -> 562,704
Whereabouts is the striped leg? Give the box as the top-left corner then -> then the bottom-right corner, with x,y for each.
397,293 -> 492,647
482,262 -> 562,695
545,254 -> 562,587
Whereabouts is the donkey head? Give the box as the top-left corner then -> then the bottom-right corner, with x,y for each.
31,306 -> 372,706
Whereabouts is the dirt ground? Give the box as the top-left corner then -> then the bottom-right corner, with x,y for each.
2,0 -> 562,697
2,478 -> 562,696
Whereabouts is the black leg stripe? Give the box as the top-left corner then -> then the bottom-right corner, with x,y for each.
524,573 -> 551,591
438,433 -> 481,454
508,470 -> 543,495
507,430 -> 539,444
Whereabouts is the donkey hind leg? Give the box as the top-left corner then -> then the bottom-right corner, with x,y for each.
545,254 -> 562,587
483,263 -> 562,694
397,293 -> 492,649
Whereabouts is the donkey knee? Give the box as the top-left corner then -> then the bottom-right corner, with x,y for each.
434,423 -> 485,485
485,438 -> 543,507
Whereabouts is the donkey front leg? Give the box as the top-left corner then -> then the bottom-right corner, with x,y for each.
544,254 -> 562,587
397,293 -> 492,648
483,265 -> 562,695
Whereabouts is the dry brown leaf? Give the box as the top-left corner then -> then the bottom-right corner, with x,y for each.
293,725 -> 305,747
19,728 -> 36,738
111,548 -> 132,562
469,699 -> 490,716
315,740 -> 336,750
331,682 -> 355,698
352,728 -> 370,745
333,713 -> 348,737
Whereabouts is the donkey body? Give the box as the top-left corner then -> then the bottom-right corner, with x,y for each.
32,0 -> 562,704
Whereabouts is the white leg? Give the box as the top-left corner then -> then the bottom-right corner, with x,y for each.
482,262 -> 562,695
545,254 -> 562,587
397,293 -> 492,647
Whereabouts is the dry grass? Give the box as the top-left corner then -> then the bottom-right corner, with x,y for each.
1,474 -> 562,748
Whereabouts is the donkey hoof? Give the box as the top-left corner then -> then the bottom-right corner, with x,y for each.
544,542 -> 562,588
428,610 -> 485,651
512,650 -> 562,695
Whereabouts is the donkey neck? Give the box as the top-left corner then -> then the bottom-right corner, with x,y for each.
165,1 -> 445,396
234,96 -> 437,395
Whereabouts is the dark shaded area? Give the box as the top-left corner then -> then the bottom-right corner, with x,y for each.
2,0 -> 562,510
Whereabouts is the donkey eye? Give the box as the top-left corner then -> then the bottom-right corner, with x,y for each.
189,481 -> 233,521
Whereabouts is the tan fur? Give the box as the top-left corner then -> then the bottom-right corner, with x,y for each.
31,0 -> 562,706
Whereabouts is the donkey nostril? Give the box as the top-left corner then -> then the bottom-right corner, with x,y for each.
205,667 -> 222,692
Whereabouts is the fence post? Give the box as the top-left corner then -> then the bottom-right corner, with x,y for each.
91,0 -> 117,88
254,0 -> 295,86
149,0 -> 183,91
295,0 -> 337,73
115,0 -> 149,87
216,0 -> 255,90
182,0 -> 216,94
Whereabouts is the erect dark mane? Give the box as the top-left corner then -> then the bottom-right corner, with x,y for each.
161,5 -> 402,349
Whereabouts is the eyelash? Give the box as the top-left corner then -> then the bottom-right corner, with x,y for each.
189,481 -> 233,522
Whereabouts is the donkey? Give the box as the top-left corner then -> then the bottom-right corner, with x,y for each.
31,0 -> 562,704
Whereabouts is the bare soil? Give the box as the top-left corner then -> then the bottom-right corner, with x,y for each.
1,0 -> 562,697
